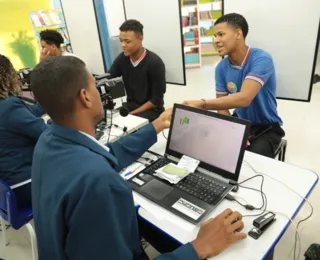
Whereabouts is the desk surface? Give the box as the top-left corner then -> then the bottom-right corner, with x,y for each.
134,133 -> 318,260
99,113 -> 149,144
42,113 -> 149,144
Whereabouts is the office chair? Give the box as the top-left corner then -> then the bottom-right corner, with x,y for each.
0,179 -> 37,260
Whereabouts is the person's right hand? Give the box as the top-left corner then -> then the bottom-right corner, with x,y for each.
40,48 -> 51,62
192,209 -> 247,259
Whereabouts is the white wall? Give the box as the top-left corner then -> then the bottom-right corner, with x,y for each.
225,0 -> 320,101
103,0 -> 125,37
123,0 -> 186,85
61,0 -> 105,74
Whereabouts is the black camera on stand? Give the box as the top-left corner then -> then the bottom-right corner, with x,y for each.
95,73 -> 127,142
18,68 -> 32,91
95,73 -> 127,120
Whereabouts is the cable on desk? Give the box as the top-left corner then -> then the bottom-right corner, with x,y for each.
232,174 -> 268,217
243,160 -> 314,260
106,110 -> 113,144
162,130 -> 167,140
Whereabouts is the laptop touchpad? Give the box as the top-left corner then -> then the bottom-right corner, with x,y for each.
141,179 -> 173,201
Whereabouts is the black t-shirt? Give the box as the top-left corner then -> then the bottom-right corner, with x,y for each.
109,50 -> 166,109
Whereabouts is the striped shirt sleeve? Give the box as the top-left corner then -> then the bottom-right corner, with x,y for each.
245,55 -> 274,87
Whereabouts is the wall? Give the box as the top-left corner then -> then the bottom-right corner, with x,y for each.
0,0 -> 53,69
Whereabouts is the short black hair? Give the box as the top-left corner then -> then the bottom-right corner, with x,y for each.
40,30 -> 64,48
119,19 -> 144,35
215,13 -> 249,38
31,56 -> 89,122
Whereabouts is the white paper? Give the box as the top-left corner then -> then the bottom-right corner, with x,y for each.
178,155 -> 200,173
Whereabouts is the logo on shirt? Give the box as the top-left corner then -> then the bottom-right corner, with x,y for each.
227,82 -> 237,93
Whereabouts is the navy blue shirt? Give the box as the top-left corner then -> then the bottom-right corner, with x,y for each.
0,96 -> 47,185
216,48 -> 282,125
32,123 -> 198,260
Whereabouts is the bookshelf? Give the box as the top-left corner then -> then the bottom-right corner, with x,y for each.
181,0 -> 222,68
29,9 -> 73,54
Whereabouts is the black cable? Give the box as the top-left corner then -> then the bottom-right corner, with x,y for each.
162,130 -> 167,140
239,175 -> 265,211
243,160 -> 314,260
107,109 -> 112,144
294,201 -> 314,260
233,174 -> 268,218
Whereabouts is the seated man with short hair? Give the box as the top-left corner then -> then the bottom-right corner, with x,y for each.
109,19 -> 166,122
31,56 -> 246,260
184,13 -> 285,158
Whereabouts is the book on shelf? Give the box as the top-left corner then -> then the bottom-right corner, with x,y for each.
199,11 -> 212,20
184,30 -> 199,45
181,0 -> 197,6
182,10 -> 198,27
200,27 -> 214,37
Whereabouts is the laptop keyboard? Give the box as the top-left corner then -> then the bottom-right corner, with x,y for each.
144,158 -> 227,204
177,174 -> 227,204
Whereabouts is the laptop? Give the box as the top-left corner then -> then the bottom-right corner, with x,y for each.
128,104 -> 251,224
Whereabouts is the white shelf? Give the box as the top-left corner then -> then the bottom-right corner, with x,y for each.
182,25 -> 199,30
181,4 -> 198,8
200,35 -> 214,38
184,44 -> 200,49
185,63 -> 201,68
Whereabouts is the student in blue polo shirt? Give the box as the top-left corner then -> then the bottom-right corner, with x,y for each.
30,56 -> 246,260
184,13 -> 285,158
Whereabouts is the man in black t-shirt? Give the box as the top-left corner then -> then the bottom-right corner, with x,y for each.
109,20 -> 166,122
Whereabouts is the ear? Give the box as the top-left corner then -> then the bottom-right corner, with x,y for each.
79,88 -> 92,108
236,29 -> 242,40
139,34 -> 144,41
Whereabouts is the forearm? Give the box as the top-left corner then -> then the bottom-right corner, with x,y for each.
218,110 -> 231,116
205,93 -> 250,111
130,101 -> 156,115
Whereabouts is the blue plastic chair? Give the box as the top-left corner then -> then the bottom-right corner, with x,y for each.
0,179 -> 36,260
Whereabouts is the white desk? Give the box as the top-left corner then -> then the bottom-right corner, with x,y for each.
99,113 -> 149,144
133,133 -> 318,260
42,113 -> 149,144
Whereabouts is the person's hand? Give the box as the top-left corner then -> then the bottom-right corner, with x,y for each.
247,140 -> 251,147
152,108 -> 173,133
183,100 -> 206,109
192,209 -> 247,259
40,48 -> 51,62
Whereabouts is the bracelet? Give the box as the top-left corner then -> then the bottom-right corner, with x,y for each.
201,99 -> 207,110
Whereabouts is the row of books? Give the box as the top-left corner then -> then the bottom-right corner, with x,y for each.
181,0 -> 197,6
184,30 -> 199,45
200,27 -> 214,37
182,12 -> 198,27
30,10 -> 65,28
199,11 -> 213,20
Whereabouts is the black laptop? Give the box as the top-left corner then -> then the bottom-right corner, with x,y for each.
128,104 -> 251,224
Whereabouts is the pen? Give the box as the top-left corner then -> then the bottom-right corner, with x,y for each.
124,164 -> 144,178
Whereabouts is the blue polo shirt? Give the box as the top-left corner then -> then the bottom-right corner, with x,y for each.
215,48 -> 282,125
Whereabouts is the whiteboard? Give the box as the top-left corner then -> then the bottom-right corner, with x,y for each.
61,0 -> 105,74
123,0 -> 186,85
103,0 -> 125,37
224,0 -> 320,101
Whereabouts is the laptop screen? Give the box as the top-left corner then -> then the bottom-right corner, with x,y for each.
168,107 -> 247,175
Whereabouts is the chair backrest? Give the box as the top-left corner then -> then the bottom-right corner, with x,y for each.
0,179 -> 19,225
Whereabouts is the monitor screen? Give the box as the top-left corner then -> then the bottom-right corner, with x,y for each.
168,108 -> 246,174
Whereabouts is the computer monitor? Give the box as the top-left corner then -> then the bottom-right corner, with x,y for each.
165,104 -> 251,182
